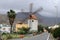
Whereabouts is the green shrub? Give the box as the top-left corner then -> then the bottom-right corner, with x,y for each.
52,27 -> 60,38
38,25 -> 44,33
2,33 -> 9,35
18,30 -> 26,34
18,27 -> 30,34
2,33 -> 20,40
7,34 -> 12,39
45,27 -> 52,33
2,35 -> 8,40
2,33 -> 7,35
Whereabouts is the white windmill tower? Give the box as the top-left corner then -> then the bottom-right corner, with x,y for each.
28,14 -> 38,31
28,3 -> 43,31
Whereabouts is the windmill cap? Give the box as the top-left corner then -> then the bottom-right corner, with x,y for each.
29,14 -> 37,20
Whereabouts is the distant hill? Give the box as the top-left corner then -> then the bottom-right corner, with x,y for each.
16,12 -> 60,26
0,12 -> 60,26
0,14 -> 8,24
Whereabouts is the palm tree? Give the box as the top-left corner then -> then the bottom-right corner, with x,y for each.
7,10 -> 16,33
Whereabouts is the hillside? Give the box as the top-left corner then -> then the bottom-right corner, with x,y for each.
16,12 -> 60,26
0,12 -> 60,26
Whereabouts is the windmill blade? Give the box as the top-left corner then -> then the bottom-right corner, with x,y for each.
21,14 -> 32,23
30,3 -> 33,13
21,17 -> 28,23
20,14 -> 30,23
33,7 -> 43,14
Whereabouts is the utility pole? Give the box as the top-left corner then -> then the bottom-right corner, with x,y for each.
55,6 -> 58,25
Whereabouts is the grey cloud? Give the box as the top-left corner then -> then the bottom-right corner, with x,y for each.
0,0 -> 60,17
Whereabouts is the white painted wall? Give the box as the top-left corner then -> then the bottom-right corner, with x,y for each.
1,27 -> 10,33
48,25 -> 59,29
0,24 -> 11,33
28,19 -> 38,31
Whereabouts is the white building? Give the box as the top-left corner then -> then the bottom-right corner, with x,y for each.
0,24 -> 11,33
48,25 -> 59,29
28,14 -> 38,31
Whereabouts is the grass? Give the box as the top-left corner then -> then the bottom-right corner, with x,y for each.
2,35 -> 8,40
2,34 -> 20,40
2,32 -> 41,40
2,34 -> 32,40
9,34 -> 20,38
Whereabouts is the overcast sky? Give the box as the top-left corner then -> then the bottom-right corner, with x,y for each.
0,0 -> 60,17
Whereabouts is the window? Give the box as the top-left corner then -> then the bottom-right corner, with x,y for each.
32,20 -> 34,22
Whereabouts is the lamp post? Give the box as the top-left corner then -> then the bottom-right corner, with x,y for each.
55,6 -> 58,25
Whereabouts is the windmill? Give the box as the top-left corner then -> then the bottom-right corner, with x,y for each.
17,3 -> 43,31
18,3 -> 43,24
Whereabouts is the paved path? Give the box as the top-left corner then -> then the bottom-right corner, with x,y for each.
9,32 -> 50,40
48,34 -> 55,40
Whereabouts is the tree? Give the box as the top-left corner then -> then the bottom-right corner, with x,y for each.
52,27 -> 60,39
38,25 -> 44,33
7,10 -> 16,33
45,27 -> 51,33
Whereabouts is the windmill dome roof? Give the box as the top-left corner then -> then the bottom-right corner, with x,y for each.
29,14 -> 37,20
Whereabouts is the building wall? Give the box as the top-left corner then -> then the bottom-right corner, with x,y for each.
15,23 -> 28,32
0,24 -> 11,33
48,25 -> 59,29
28,19 -> 38,31
1,27 -> 10,33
